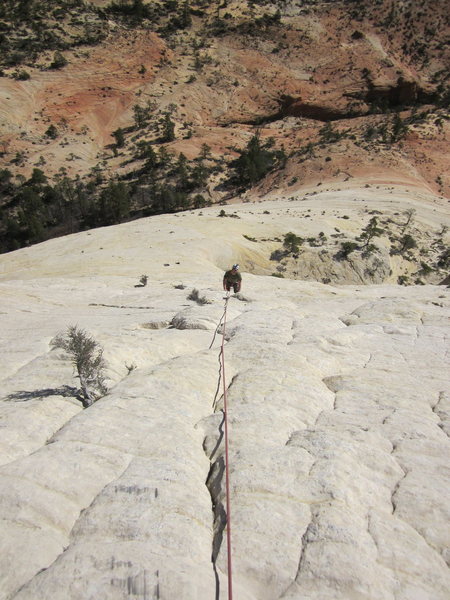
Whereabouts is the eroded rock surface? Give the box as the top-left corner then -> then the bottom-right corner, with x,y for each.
0,195 -> 449,599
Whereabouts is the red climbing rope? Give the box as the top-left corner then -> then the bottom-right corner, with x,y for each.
221,293 -> 233,600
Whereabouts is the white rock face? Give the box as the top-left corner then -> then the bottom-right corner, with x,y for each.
0,190 -> 449,600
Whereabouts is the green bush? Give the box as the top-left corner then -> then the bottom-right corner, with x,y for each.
49,50 -> 67,69
45,124 -> 58,139
283,232 -> 303,254
399,234 -> 417,253
339,241 -> 359,259
14,69 -> 30,80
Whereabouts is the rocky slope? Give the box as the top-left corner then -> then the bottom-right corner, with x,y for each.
0,189 -> 449,599
0,2 -> 449,598
0,0 -> 449,253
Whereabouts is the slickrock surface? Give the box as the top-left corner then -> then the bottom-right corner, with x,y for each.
0,190 -> 449,599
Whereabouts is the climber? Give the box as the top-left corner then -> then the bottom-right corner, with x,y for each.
223,264 -> 242,294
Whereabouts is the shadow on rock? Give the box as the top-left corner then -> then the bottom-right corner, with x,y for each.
6,385 -> 80,402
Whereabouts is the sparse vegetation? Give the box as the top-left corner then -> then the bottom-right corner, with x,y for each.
358,217 -> 384,251
0,0 -> 448,258
339,241 -> 359,259
283,232 -> 303,254
13,69 -> 30,80
187,288 -> 210,305
45,124 -> 58,139
399,234 -> 417,254
50,325 -> 108,408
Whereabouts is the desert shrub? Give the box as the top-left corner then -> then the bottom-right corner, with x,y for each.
270,248 -> 285,261
399,234 -> 417,253
419,262 -> 433,275
437,248 -> 450,269
45,124 -> 58,139
50,325 -> 107,407
187,288 -> 210,305
14,69 -> 30,80
49,50 -> 67,69
319,122 -> 342,143
339,241 -> 359,259
283,232 -> 303,254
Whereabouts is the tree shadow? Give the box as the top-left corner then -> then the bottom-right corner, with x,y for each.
5,385 -> 81,403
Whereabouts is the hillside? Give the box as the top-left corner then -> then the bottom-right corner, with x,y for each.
0,0 -> 449,253
0,3 -> 449,598
0,191 -> 449,599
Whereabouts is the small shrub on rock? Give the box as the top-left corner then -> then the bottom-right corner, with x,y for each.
187,288 -> 210,305
51,325 -> 107,408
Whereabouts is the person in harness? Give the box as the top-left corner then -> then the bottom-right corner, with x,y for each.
223,264 -> 242,294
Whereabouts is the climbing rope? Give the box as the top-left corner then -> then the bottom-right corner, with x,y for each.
221,293 -> 233,600
211,291 -> 233,600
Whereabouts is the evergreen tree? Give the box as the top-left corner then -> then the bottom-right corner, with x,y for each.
88,181 -> 130,226
180,0 -> 192,28
29,168 -> 47,186
359,216 -> 383,248
161,113 -> 175,142
112,128 -> 125,148
234,134 -> 282,186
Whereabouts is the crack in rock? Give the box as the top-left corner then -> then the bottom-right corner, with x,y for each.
9,454 -> 133,598
390,464 -> 408,515
278,517 -> 314,599
203,360 -> 237,597
431,391 -> 449,438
